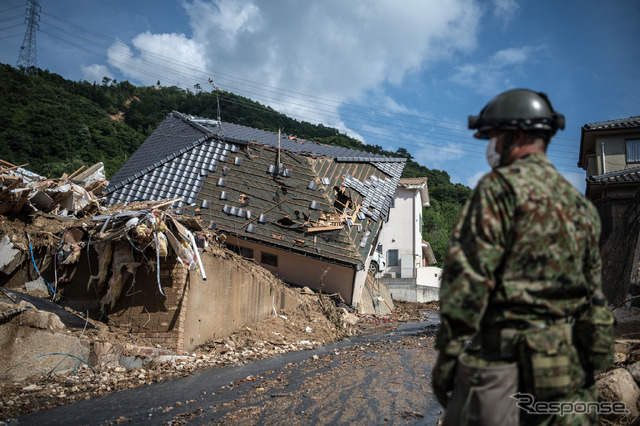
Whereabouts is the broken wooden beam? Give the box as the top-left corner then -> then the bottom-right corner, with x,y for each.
305,225 -> 343,232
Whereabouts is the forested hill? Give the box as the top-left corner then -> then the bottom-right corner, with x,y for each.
0,63 -> 471,265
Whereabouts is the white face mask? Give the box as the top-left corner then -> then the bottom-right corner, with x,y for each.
486,136 -> 501,169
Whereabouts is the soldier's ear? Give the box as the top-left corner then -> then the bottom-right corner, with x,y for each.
513,130 -> 530,147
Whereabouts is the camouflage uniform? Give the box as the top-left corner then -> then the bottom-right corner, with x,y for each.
435,152 -> 608,425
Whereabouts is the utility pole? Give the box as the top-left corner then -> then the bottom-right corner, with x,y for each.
208,78 -> 222,126
16,0 -> 41,75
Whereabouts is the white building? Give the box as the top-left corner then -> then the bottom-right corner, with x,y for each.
376,177 -> 442,302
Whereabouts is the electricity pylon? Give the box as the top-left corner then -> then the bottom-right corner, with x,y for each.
16,0 -> 41,75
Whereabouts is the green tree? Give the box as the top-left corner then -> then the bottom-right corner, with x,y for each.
422,198 -> 467,267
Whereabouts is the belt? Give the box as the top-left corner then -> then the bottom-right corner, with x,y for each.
475,318 -> 574,359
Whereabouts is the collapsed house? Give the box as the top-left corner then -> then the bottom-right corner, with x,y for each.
0,114 -> 403,358
0,159 -> 303,355
104,112 -> 406,310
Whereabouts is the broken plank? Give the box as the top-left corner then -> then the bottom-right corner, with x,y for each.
11,190 -> 30,215
67,165 -> 86,179
0,159 -> 18,168
150,197 -> 183,210
305,225 -> 343,232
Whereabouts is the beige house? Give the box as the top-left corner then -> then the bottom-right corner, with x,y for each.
578,116 -> 640,200
578,116 -> 640,241
578,116 -> 640,304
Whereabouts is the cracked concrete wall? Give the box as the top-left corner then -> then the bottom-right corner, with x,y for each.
182,252 -> 301,352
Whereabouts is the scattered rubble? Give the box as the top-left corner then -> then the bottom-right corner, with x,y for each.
0,159 -> 106,218
593,306 -> 640,425
0,293 -> 434,420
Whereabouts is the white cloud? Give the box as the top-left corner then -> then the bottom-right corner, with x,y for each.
492,0 -> 519,25
106,33 -> 208,87
413,141 -> 467,169
466,169 -> 488,187
450,45 -> 543,95
104,0 -> 482,128
81,64 -> 113,83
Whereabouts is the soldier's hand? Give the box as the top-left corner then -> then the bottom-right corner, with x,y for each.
432,354 -> 457,408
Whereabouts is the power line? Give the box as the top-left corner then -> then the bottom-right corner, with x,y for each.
37,10 -> 581,151
216,92 -> 582,171
36,22 -> 583,172
0,13 -> 24,23
0,4 -> 24,15
29,9 -> 586,176
0,23 -> 25,32
0,32 -> 23,41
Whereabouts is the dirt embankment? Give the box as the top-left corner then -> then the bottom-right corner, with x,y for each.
0,256 -> 434,424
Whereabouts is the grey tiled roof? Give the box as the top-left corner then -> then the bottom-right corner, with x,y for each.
106,112 -> 401,198
587,165 -> 640,185
106,139 -> 232,208
105,111 -> 406,267
191,115 -> 403,163
583,116 -> 640,132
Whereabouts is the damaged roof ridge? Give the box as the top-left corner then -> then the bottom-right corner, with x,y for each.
172,111 -> 217,137
251,143 -> 314,170
173,111 -> 401,162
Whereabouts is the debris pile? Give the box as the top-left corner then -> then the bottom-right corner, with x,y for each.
0,159 -> 106,217
0,285 -> 381,421
86,198 -> 207,310
0,198 -> 209,313
0,161 -> 422,422
0,158 -> 211,313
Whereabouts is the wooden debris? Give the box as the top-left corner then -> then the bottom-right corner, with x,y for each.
0,159 -> 108,216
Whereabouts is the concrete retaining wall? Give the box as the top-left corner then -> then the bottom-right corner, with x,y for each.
3,245 -> 302,354
182,252 -> 300,352
381,277 -> 440,303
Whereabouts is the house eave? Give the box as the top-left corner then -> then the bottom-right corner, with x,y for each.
224,230 -> 363,270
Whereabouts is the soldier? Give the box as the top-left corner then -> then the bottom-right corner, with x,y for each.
432,89 -> 615,425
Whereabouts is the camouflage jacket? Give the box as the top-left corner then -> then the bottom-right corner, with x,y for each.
436,153 -> 604,358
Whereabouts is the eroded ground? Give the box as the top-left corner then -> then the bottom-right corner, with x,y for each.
0,301 -> 437,423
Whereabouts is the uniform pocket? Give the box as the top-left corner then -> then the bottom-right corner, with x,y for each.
519,323 -> 574,401
574,305 -> 615,371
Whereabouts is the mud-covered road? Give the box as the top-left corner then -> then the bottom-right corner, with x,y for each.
18,315 -> 442,425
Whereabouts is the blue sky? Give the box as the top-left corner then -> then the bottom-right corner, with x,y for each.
1,0 -> 639,193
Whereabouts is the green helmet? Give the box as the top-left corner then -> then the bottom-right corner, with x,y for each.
468,89 -> 565,139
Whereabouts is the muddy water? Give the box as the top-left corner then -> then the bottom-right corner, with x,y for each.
19,313 -> 442,425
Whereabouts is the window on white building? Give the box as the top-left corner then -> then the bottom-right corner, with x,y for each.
387,249 -> 399,266
626,138 -> 640,163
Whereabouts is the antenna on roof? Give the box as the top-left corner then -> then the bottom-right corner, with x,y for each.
208,78 -> 222,126
277,128 -> 283,173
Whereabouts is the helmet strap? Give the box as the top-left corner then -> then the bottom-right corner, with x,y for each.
499,131 -> 516,166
